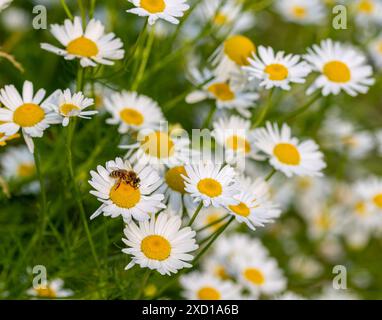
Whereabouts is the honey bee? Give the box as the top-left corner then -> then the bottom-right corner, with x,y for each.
109,169 -> 140,190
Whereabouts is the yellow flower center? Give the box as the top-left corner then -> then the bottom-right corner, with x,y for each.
142,131 -> 175,159
60,103 -> 80,116
226,135 -> 251,153
264,63 -> 289,81
197,287 -> 221,300
67,36 -> 99,57
35,286 -> 56,298
13,103 -> 45,127
243,268 -> 265,285
109,181 -> 141,208
207,83 -> 235,101
229,202 -> 250,217
358,0 -> 374,13
323,61 -> 351,83
273,143 -> 301,165
213,12 -> 228,25
214,265 -> 230,280
165,166 -> 187,194
140,0 -> 166,13
377,42 -> 382,54
373,193 -> 382,208
197,178 -> 223,198
314,213 -> 332,230
141,235 -> 171,261
17,163 -> 35,178
292,5 -> 307,18
355,201 -> 367,216
120,108 -> 144,126
224,35 -> 256,66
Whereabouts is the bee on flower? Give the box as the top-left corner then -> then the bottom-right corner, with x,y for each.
0,81 -> 62,153
122,212 -> 198,275
126,0 -> 190,25
41,17 -> 125,67
88,157 -> 165,223
304,39 -> 375,96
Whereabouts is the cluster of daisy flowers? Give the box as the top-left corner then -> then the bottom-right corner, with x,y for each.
1,0 -> 382,301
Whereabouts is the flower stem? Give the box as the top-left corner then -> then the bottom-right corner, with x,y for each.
283,92 -> 321,122
135,269 -> 152,300
60,0 -> 73,20
193,216 -> 235,265
78,0 -> 86,26
195,214 -> 230,233
252,88 -> 274,129
89,0 -> 97,18
188,202 -> 203,227
131,26 -> 155,91
202,104 -> 216,129
265,168 -> 277,181
33,143 -> 48,234
66,120 -> 100,269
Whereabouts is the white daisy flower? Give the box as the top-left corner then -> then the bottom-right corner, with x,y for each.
195,0 -> 255,35
352,0 -> 382,26
121,129 -> 191,168
212,115 -> 261,165
0,0 -> 12,12
243,46 -> 311,90
0,121 -> 19,146
226,176 -> 281,231
186,68 -> 259,118
180,272 -> 242,300
321,115 -> 375,159
0,146 -> 35,180
252,122 -> 326,177
49,89 -> 97,127
304,39 -> 375,96
234,255 -> 286,298
183,161 -> 239,208
41,16 -> 125,68
122,212 -> 198,275
27,279 -> 73,299
105,91 -> 164,133
353,177 -> 382,215
157,164 -> 196,215
0,81 -> 61,153
126,0 -> 189,25
88,157 -> 165,222
368,35 -> 382,69
211,34 -> 256,81
275,0 -> 326,25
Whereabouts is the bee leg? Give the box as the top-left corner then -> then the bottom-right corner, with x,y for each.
115,180 -> 122,190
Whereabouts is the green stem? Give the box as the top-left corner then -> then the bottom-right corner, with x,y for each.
77,66 -> 85,91
195,214 -> 230,233
124,22 -> 148,69
135,269 -> 152,300
283,92 -> 321,122
202,104 -> 216,129
90,0 -> 97,18
78,0 -> 86,26
265,168 -> 277,181
131,26 -> 155,91
252,88 -> 274,129
193,216 -> 235,265
60,0 -> 73,19
188,202 -> 203,227
66,120 -> 100,269
34,143 -> 48,236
